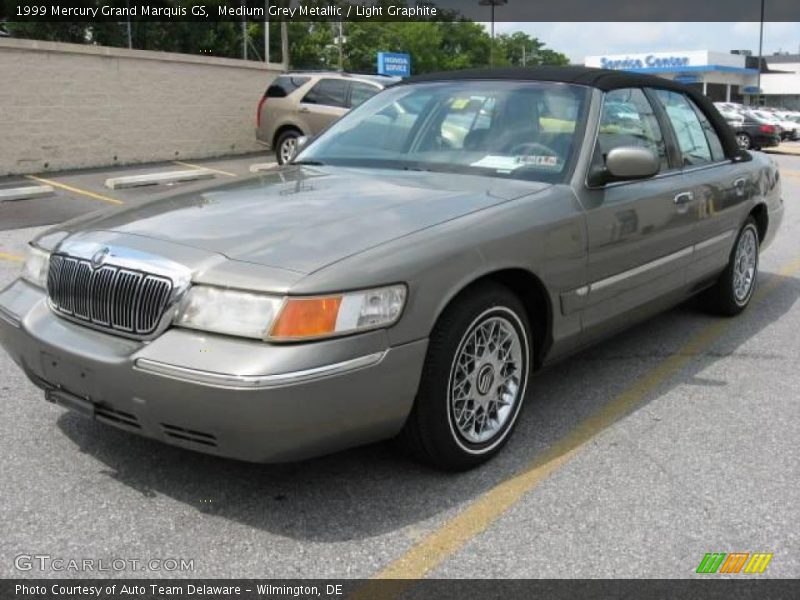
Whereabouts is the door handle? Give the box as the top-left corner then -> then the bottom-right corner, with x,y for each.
298,106 -> 310,113
674,191 -> 694,205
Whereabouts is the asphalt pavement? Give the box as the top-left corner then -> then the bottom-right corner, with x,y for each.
0,154 -> 798,580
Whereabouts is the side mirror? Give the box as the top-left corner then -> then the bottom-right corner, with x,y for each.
589,146 -> 660,186
606,146 -> 660,180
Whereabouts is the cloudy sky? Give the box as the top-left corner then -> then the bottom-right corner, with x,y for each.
495,22 -> 800,63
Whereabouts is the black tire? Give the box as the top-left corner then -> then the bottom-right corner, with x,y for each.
399,282 -> 532,471
703,218 -> 760,316
275,129 -> 301,165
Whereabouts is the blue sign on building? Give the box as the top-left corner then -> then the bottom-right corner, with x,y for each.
377,52 -> 411,77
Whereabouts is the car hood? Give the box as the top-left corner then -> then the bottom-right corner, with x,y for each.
47,166 -> 550,274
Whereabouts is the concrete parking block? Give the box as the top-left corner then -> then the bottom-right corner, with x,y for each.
105,169 -> 215,190
0,185 -> 54,202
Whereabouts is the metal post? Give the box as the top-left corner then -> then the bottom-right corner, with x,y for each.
757,0 -> 765,106
242,0 -> 247,60
490,4 -> 495,67
125,0 -> 132,48
265,0 -> 270,63
338,21 -> 344,71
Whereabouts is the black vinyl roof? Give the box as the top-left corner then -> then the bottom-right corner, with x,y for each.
403,66 -> 697,93
400,66 -> 746,161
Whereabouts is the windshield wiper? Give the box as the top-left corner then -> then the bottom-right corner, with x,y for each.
292,160 -> 326,166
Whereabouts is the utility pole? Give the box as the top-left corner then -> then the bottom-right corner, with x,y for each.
756,0 -> 765,106
125,0 -> 132,48
281,20 -> 289,71
338,21 -> 344,71
479,0 -> 508,68
265,0 -> 269,63
241,0 -> 247,60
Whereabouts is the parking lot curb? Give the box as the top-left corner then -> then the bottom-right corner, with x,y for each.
0,185 -> 54,202
105,169 -> 215,190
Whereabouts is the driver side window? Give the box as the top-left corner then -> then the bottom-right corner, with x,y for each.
594,88 -> 669,171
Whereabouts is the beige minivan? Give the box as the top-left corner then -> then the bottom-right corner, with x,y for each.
256,71 -> 399,164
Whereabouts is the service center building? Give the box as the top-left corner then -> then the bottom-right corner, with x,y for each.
585,50 -> 759,103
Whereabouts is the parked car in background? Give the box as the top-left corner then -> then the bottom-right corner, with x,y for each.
749,109 -> 799,141
0,67 -> 783,470
728,112 -> 781,150
256,71 -> 399,164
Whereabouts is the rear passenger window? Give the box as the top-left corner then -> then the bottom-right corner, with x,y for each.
594,88 -> 669,171
302,79 -> 348,108
689,99 -> 726,161
266,76 -> 310,98
652,89 -> 714,166
350,82 -> 380,108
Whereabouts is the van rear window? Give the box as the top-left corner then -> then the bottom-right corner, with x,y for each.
266,76 -> 310,98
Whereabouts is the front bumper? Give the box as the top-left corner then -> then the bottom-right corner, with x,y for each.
0,279 -> 427,462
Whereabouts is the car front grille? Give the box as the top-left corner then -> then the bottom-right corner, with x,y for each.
47,253 -> 173,337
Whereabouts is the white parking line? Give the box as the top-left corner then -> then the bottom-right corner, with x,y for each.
105,169 -> 215,190
249,162 -> 279,173
174,160 -> 238,177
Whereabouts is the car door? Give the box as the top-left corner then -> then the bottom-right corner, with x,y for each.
298,78 -> 349,134
649,88 -> 753,287
579,87 -> 698,337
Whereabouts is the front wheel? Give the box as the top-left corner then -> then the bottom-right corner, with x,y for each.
400,283 -> 532,470
703,218 -> 760,316
275,129 -> 300,165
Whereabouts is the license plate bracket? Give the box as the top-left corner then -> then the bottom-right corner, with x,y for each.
45,388 -> 95,419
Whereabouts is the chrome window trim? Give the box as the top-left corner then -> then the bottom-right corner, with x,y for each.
133,351 -> 387,389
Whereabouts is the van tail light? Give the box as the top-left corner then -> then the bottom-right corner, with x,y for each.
759,124 -> 775,134
256,95 -> 267,128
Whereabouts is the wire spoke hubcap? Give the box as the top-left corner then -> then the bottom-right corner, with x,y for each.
733,228 -> 757,304
449,314 -> 524,445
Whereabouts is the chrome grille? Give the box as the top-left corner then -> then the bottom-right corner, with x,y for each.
47,254 -> 173,336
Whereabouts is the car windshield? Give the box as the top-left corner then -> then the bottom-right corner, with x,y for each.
295,81 -> 590,183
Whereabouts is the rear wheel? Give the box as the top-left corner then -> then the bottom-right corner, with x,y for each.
703,218 -> 759,316
400,283 -> 532,470
275,129 -> 300,165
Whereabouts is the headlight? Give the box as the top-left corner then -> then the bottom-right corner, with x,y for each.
174,283 -> 406,341
269,284 -> 406,341
174,286 -> 283,339
21,246 -> 50,288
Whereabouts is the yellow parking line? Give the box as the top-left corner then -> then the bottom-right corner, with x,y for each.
26,175 -> 123,205
372,257 -> 800,583
173,160 -> 238,177
0,252 -> 24,263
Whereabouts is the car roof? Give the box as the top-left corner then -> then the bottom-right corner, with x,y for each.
284,71 -> 400,86
400,66 -> 698,93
